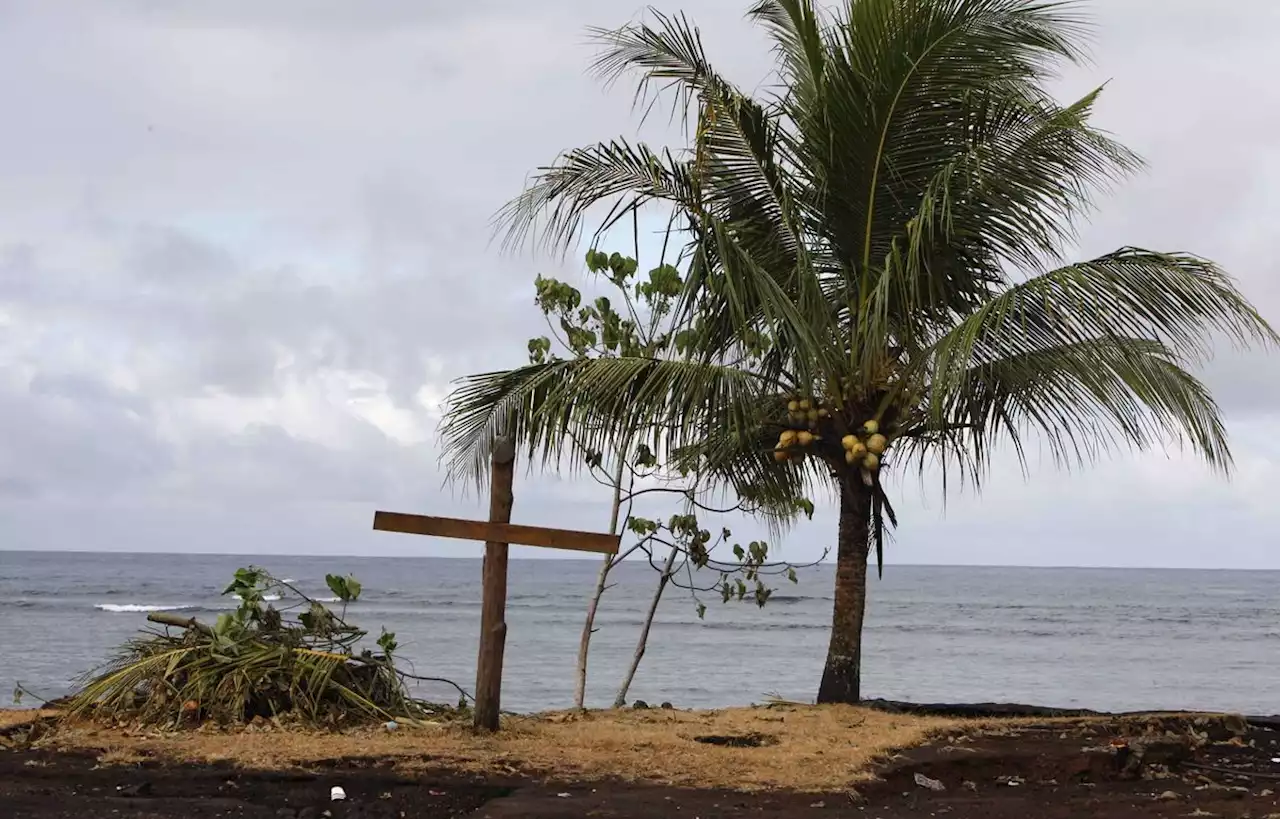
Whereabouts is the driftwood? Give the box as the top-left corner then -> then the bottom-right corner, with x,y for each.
147,612 -> 213,636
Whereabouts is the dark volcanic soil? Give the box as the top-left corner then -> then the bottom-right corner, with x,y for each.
3,718 -> 1279,818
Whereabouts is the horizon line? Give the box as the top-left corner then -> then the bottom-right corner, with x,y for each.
2,548 -> 1276,572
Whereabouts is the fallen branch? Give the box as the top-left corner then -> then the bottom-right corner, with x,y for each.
147,612 -> 213,636
397,671 -> 473,703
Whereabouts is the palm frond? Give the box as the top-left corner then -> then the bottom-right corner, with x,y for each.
589,5 -> 803,264
913,249 -> 1278,483
746,0 -> 829,107
495,140 -> 700,254
439,356 -> 775,491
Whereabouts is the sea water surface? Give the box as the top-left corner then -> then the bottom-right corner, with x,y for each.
1,551 -> 1276,714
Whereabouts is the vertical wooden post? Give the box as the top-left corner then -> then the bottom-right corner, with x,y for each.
473,436 -> 515,732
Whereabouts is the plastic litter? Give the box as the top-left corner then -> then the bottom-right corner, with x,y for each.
914,773 -> 945,792
331,786 -> 347,801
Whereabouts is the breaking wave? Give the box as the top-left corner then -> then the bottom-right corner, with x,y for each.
94,603 -> 199,614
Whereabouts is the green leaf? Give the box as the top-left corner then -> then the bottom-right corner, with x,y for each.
322,573 -> 361,602
527,336 -> 552,364
325,574 -> 348,601
634,443 -> 657,468
627,516 -> 658,535
377,628 -> 398,654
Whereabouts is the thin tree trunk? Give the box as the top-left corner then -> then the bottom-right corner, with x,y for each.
612,543 -> 678,708
817,476 -> 874,704
572,455 -> 628,710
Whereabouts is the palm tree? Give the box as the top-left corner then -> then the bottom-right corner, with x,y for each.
441,0 -> 1276,704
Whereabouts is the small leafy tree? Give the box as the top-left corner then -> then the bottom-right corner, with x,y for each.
610,506 -> 823,707
524,245 -> 818,709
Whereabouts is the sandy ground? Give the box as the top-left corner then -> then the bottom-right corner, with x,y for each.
4,704 -> 958,791
2,707 -> 1279,818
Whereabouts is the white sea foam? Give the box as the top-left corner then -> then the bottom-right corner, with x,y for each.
232,594 -> 282,602
95,603 -> 196,613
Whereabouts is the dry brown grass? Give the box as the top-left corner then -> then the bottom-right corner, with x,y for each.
0,709 -> 52,729
8,705 -> 964,792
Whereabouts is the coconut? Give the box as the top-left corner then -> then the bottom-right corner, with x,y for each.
817,407 -> 830,418
863,419 -> 880,435
787,400 -> 800,413
840,434 -> 858,451
773,449 -> 790,462
779,430 -> 798,447
796,430 -> 815,446
807,408 -> 820,423
866,433 -> 888,454
798,399 -> 812,411
862,452 -> 880,470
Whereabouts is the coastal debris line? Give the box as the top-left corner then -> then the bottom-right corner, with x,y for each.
63,567 -> 465,728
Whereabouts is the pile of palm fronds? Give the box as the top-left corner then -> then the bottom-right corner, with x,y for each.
65,567 -> 466,728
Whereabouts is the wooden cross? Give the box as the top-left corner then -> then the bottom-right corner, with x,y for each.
372,437 -> 620,731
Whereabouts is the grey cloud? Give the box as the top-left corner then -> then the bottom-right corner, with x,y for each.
0,375 -> 171,500
102,0 -> 614,29
123,225 -> 236,284
179,423 -> 414,504
0,476 -> 37,499
0,0 -> 1276,567
0,243 -> 37,298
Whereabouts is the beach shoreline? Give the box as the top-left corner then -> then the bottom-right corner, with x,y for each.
3,705 -> 1278,818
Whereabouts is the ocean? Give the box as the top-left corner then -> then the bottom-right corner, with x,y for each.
0,551 -> 1276,715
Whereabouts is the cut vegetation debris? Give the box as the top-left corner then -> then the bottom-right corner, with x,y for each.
25,705 -> 960,792
62,567 -> 466,728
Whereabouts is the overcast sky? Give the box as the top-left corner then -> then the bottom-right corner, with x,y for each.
0,0 -> 1277,569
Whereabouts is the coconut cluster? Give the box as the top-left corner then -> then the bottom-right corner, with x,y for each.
840,420 -> 887,472
772,397 -> 826,462
771,395 -> 891,478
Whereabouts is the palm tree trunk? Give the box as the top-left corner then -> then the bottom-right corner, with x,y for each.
816,476 -> 873,704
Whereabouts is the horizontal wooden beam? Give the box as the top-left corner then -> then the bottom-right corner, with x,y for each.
372,511 -> 621,555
